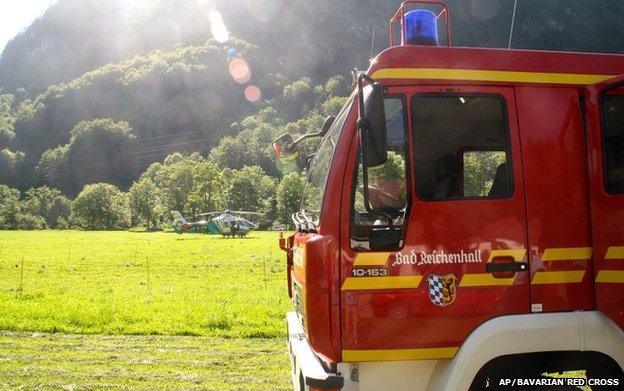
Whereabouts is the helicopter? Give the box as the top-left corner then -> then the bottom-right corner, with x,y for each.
171,210 -> 261,237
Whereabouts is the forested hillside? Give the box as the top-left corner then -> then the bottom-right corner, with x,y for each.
0,0 -> 623,229
3,0 -> 624,92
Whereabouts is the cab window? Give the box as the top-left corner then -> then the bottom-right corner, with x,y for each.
412,95 -> 513,200
351,97 -> 408,249
602,88 -> 624,193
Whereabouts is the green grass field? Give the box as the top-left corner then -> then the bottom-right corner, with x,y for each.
0,230 -> 292,389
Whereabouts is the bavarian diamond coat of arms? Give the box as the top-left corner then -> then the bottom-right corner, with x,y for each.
427,273 -> 457,307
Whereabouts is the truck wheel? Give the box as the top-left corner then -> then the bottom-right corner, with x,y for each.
470,351 -> 623,391
298,372 -> 305,391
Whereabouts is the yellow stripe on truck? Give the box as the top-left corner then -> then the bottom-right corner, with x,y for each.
352,252 -> 391,266
605,246 -> 624,260
342,346 -> 458,362
341,276 -> 423,291
531,270 -> 585,285
370,68 -> 614,85
345,247 -> 624,289
460,249 -> 526,287
459,273 -> 516,287
595,270 -> 624,283
487,249 -> 527,263
541,247 -> 592,261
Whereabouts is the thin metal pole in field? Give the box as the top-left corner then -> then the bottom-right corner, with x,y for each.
19,258 -> 24,296
67,241 -> 72,263
263,255 -> 267,290
146,256 -> 151,293
204,246 -> 210,291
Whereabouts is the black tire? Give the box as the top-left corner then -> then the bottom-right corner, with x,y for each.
470,351 -> 623,391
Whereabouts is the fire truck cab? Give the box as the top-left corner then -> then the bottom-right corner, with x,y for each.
277,2 -> 624,390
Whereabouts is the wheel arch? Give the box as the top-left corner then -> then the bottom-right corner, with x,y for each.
425,311 -> 624,390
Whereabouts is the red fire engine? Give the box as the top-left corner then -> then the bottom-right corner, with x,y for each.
274,2 -> 624,389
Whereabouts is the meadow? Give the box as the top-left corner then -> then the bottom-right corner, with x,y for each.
0,230 -> 292,389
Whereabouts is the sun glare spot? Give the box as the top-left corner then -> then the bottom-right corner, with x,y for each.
209,11 -> 229,43
228,58 -> 251,84
121,0 -> 152,23
245,85 -> 262,103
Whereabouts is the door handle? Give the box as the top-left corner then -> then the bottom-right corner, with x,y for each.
486,261 -> 528,273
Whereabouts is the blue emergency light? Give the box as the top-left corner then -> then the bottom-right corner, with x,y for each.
403,10 -> 439,46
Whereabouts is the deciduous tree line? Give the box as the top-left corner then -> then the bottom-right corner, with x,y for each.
0,160 -> 305,231
0,74 -> 349,230
0,61 -> 348,230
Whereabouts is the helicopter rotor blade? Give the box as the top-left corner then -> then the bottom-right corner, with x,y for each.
231,211 -> 264,216
196,212 -> 220,217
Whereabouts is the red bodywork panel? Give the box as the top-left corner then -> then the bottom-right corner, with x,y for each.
285,44 -> 624,364
292,234 -> 339,361
585,76 -> 624,330
370,46 -> 624,87
515,86 -> 595,311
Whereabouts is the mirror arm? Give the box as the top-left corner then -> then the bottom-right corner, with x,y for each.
293,131 -> 324,145
292,115 -> 335,146
356,72 -> 394,227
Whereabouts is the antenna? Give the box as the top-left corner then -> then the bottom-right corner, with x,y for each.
507,0 -> 518,49
370,28 -> 377,62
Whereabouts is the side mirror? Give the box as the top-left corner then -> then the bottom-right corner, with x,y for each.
272,134 -> 300,164
362,82 -> 388,167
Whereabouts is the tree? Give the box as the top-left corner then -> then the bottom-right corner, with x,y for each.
0,149 -> 26,187
23,186 -> 71,228
209,126 -> 280,177
187,161 -> 226,215
65,119 -> 137,195
321,96 -> 349,117
36,119 -> 136,195
324,75 -> 350,97
36,146 -> 69,191
276,172 -> 305,226
15,213 -> 46,230
129,177 -> 162,229
226,166 -> 276,213
71,183 -> 130,230
0,94 -> 16,143
282,77 -> 325,119
153,153 -> 201,215
0,184 -> 21,229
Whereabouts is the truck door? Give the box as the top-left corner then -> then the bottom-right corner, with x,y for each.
585,76 -> 624,330
340,86 -> 530,361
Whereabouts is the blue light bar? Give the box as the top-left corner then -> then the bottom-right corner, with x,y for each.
403,10 -> 439,46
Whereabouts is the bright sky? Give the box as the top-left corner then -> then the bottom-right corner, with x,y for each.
0,0 -> 57,52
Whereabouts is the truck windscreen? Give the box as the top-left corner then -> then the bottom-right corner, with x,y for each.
300,100 -> 352,223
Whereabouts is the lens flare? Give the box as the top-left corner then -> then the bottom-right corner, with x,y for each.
245,85 -> 262,103
209,11 -> 229,43
228,58 -> 251,84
